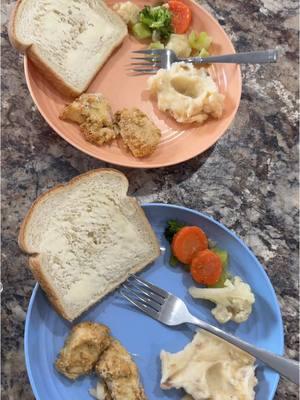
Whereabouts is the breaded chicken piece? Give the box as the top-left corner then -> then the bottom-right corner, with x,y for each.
90,379 -> 113,400
115,108 -> 161,157
81,123 -> 117,146
60,97 -> 86,124
55,322 -> 111,380
60,94 -> 118,145
95,339 -> 147,400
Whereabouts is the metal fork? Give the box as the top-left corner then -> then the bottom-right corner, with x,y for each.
130,49 -> 278,74
120,275 -> 299,385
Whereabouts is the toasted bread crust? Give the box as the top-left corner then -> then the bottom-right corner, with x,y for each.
19,168 -> 160,321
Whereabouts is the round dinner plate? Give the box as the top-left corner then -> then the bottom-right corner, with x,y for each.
24,0 -> 241,168
25,203 -> 283,400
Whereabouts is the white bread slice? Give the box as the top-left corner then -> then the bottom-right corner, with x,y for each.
9,0 -> 128,97
19,169 -> 160,321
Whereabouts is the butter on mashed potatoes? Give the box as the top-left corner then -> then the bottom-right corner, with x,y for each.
148,63 -> 224,124
160,330 -> 257,400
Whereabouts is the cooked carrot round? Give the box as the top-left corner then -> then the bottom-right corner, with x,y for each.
171,226 -> 208,264
168,0 -> 192,34
190,249 -> 222,285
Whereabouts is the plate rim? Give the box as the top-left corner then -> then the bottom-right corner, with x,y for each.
24,202 -> 283,400
23,0 -> 242,169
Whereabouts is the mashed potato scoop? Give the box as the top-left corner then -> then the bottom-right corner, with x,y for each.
148,62 -> 224,124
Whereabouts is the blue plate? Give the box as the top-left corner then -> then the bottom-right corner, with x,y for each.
25,203 -> 284,400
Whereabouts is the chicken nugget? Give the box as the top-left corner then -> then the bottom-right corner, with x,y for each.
59,97 -> 86,124
60,94 -> 118,145
56,321 -> 111,380
95,339 -> 147,400
81,123 -> 117,146
115,108 -> 161,157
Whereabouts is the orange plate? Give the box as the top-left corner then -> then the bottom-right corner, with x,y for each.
24,0 -> 241,168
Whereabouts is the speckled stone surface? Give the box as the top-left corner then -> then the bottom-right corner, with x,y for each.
1,0 -> 299,399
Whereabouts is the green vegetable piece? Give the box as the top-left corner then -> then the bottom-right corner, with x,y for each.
211,247 -> 228,265
188,31 -> 197,48
165,220 -> 188,268
209,247 -> 229,288
149,41 -> 165,49
139,5 -> 172,40
152,30 -> 161,42
164,220 -> 186,243
199,48 -> 210,58
169,254 -> 190,271
198,32 -> 213,50
188,31 -> 212,50
210,268 -> 227,288
132,22 -> 152,39
169,253 -> 179,266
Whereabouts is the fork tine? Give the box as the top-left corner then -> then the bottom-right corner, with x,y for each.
130,62 -> 159,67
132,49 -> 164,54
130,68 -> 159,73
130,57 -> 159,62
130,275 -> 168,298
127,71 -> 157,76
120,290 -> 159,320
122,284 -> 161,311
125,281 -> 164,305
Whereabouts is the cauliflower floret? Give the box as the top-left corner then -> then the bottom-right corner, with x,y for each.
113,1 -> 140,25
189,276 -> 255,324
166,34 -> 192,57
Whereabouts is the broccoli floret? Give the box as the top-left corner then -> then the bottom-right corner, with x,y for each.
164,220 -> 187,267
164,219 -> 186,243
139,5 -> 173,40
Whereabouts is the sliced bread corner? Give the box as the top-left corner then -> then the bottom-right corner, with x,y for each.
9,0 -> 128,97
19,169 -> 160,321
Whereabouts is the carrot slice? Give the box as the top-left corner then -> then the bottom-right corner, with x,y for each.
171,226 -> 208,264
190,249 -> 222,285
168,0 -> 192,34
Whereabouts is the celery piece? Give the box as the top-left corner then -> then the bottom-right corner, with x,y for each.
188,31 -> 212,51
209,247 -> 229,288
211,247 -> 228,266
132,22 -> 152,39
210,267 -> 227,288
149,41 -> 164,49
199,48 -> 210,58
198,32 -> 213,50
188,30 -> 198,49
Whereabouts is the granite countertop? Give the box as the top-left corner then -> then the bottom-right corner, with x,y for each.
1,0 -> 299,399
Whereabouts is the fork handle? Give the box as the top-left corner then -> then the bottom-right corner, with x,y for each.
179,49 -> 278,64
189,316 -> 299,384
